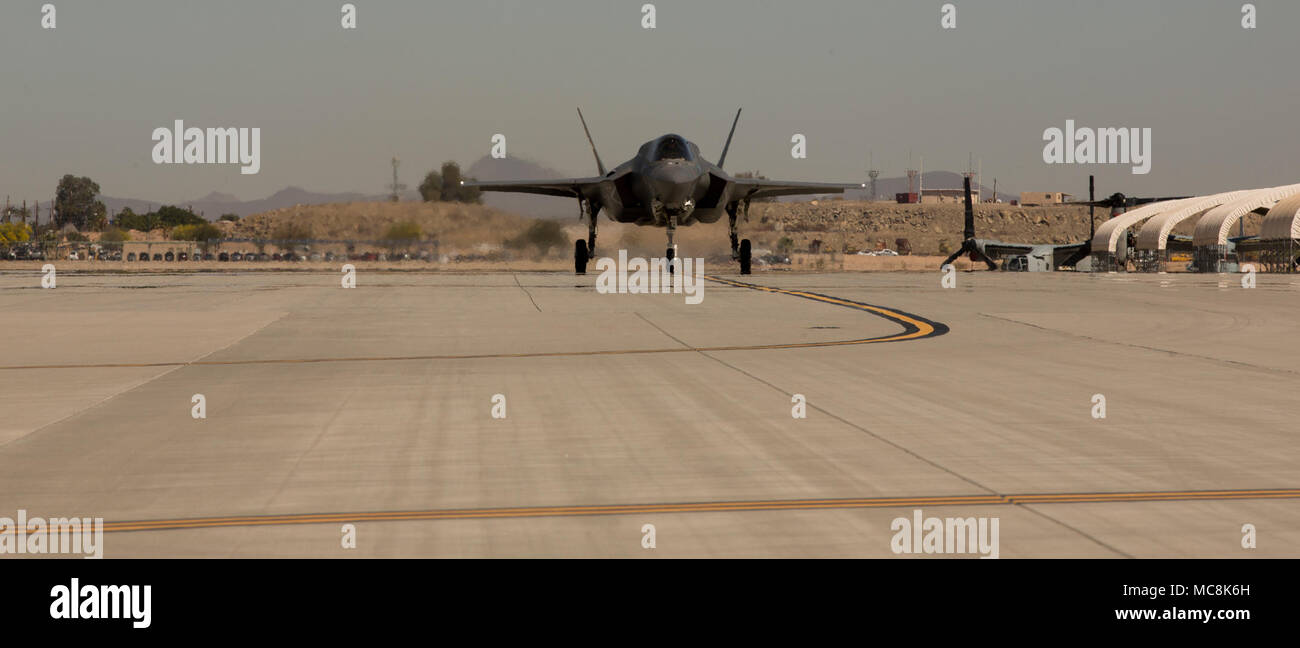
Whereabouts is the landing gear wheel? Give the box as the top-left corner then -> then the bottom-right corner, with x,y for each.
575,240 -> 589,275
739,239 -> 752,275
666,246 -> 676,275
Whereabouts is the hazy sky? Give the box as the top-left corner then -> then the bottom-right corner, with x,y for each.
2,0 -> 1296,204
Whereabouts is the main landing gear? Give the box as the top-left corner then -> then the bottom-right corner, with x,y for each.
728,200 -> 753,275
575,239 -> 589,275
575,198 -> 597,275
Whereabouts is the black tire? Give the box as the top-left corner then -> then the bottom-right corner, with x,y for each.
575,239 -> 588,275
666,247 -> 675,274
739,239 -> 752,275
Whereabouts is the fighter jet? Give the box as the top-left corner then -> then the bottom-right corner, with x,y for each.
462,109 -> 863,274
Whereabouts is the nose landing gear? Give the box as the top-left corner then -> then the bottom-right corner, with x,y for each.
666,212 -> 677,275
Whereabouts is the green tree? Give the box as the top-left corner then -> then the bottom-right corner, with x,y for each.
457,177 -> 482,204
172,222 -> 222,242
117,208 -> 160,231
419,170 -> 442,202
114,207 -> 138,228
156,205 -> 204,228
438,162 -> 482,204
87,201 -> 108,231
0,223 -> 32,243
54,175 -> 101,229
219,213 -> 240,222
439,161 -> 463,197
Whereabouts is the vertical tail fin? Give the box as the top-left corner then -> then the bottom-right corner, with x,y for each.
717,108 -> 742,169
963,176 -> 975,240
576,108 -> 606,176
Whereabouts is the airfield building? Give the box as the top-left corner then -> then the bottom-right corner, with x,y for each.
1131,191 -> 1250,271
918,188 -> 979,204
1020,192 -> 1072,206
1242,193 -> 1300,272
1191,185 -> 1300,272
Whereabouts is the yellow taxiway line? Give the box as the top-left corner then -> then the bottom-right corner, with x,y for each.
100,488 -> 1300,533
0,275 -> 948,371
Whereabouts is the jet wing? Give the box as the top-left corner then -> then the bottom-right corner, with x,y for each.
729,178 -> 864,201
462,176 -> 614,199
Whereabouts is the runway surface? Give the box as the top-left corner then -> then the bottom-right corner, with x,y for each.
1,269 -> 1297,557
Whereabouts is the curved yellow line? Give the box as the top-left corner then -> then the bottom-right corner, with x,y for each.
99,489 -> 1300,533
0,275 -> 947,371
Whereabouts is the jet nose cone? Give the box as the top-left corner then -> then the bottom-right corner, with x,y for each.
649,164 -> 702,205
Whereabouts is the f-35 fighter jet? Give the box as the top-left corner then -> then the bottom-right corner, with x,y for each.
463,109 -> 863,274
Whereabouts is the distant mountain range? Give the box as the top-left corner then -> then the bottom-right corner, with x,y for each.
14,161 -> 1012,226
101,186 -> 406,220
842,170 -> 1014,203
21,186 -> 410,225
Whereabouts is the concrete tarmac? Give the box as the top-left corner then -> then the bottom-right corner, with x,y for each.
0,269 -> 1296,557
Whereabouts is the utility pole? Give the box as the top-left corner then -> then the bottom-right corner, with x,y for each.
387,157 -> 406,202
918,156 -> 924,202
905,150 -> 917,203
867,152 -> 879,201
